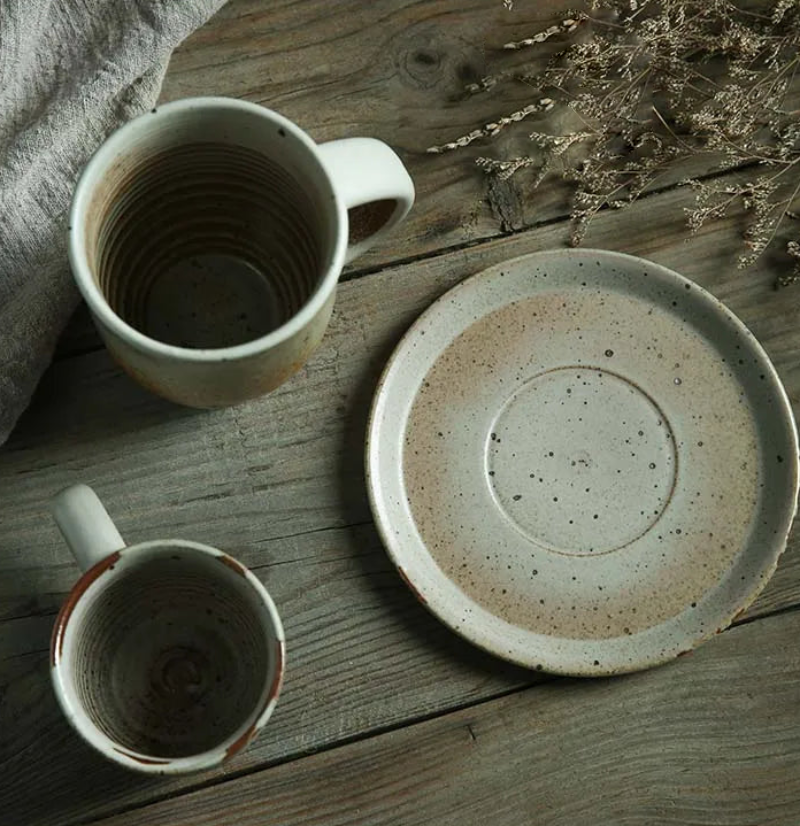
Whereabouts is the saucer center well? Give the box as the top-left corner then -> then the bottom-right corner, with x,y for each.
486,367 -> 677,556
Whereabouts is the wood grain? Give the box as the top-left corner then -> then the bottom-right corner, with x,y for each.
5,0 -> 800,819
0,523 -> 534,826
158,0 -> 577,271
0,3 -> 794,826
154,0 -> 799,284
6,178 -> 800,622
2,173 -> 800,826
53,0 -> 793,363
88,609 -> 800,826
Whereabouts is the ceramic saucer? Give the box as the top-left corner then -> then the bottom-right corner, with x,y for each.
366,249 -> 798,675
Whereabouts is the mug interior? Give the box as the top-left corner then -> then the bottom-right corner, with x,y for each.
82,103 -> 338,350
56,544 -> 279,761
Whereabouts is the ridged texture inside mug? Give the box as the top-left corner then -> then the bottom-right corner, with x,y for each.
72,553 -> 270,758
91,143 -> 325,349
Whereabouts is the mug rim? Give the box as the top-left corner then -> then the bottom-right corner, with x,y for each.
68,96 -> 348,364
50,538 -> 286,774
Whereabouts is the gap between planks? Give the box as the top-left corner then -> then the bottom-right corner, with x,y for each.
78,607 -> 800,826
52,158 -> 767,364
4,167 -> 800,826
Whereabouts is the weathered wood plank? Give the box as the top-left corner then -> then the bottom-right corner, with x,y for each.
6,177 -> 800,622
155,0 -> 800,283
54,0 -> 795,364
158,0 -> 580,271
3,2 -> 798,824
56,0 -> 576,364
86,609 -> 800,826
0,523 -> 534,826
2,175 -> 800,826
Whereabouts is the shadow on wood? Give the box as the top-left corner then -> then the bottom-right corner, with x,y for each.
335,314 -> 537,687
0,651 -> 168,826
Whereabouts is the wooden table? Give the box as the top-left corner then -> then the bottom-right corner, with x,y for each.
3,2 -> 800,824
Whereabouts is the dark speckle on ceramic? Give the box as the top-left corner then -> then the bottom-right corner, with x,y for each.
486,366 -> 676,557
53,544 -> 284,769
89,140 -> 325,357
367,248 -> 799,677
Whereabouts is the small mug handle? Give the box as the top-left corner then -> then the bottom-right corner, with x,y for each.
51,484 -> 125,572
317,138 -> 414,265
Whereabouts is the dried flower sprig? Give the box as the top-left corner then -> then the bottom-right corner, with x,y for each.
502,17 -> 584,50
426,100 -> 555,154
431,0 -> 800,286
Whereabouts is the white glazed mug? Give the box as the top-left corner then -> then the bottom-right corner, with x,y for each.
50,484 -> 285,774
68,97 -> 415,407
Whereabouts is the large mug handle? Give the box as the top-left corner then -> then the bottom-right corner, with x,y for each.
51,484 -> 125,572
317,138 -> 415,264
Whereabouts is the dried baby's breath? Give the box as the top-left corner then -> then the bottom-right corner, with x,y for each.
476,156 -> 540,180
426,100 -> 555,154
430,0 -> 800,286
782,238 -> 800,285
502,17 -> 584,50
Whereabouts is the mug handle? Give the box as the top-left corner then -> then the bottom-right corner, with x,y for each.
51,484 -> 125,572
317,138 -> 415,265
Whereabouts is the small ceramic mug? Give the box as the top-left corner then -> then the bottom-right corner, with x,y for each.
50,484 -> 284,774
68,97 -> 415,407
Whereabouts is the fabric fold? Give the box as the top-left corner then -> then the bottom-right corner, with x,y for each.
0,0 -> 227,443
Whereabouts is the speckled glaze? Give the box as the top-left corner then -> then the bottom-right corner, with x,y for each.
69,97 -> 414,408
50,485 -> 285,774
366,249 -> 799,676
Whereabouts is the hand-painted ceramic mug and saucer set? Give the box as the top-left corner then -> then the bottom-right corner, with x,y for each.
49,97 -> 798,773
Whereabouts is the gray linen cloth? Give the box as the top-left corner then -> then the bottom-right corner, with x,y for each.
0,0 -> 227,444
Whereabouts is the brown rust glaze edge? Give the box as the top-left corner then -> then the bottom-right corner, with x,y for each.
112,747 -> 171,766
51,551 -> 122,667
268,638 -> 285,704
225,639 -> 285,761
224,724 -> 257,761
218,553 -> 248,577
397,565 -> 428,605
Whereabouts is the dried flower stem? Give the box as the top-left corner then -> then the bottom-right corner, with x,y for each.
502,18 -> 583,50
426,100 -> 555,154
430,0 -> 800,286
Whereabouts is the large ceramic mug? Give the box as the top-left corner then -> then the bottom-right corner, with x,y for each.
50,484 -> 285,774
68,97 -> 414,406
